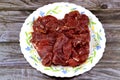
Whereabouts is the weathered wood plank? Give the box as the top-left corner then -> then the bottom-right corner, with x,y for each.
0,9 -> 120,23
0,31 -> 19,42
0,0 -> 120,11
0,42 -> 119,68
0,43 -> 26,62
0,23 -> 120,43
0,23 -> 21,31
104,24 -> 120,43
0,68 -> 119,80
0,68 -> 55,80
91,9 -> 120,23
0,11 -> 30,23
97,42 -> 120,68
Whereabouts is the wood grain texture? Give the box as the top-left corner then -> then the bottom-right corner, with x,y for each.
0,0 -> 120,80
0,23 -> 120,43
0,10 -> 120,23
0,42 -> 118,69
0,0 -> 120,11
0,42 -> 120,68
0,68 -> 120,80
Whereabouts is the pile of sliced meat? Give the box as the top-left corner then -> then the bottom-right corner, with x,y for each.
30,10 -> 90,67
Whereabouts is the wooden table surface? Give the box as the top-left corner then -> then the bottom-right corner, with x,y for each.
0,0 -> 120,80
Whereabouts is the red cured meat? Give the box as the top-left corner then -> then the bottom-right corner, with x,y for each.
30,10 -> 90,67
53,33 -> 68,65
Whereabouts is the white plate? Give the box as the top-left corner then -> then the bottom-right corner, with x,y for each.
20,2 -> 106,77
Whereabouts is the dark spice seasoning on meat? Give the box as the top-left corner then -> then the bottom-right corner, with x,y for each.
30,10 -> 90,67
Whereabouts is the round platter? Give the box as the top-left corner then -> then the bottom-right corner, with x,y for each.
20,2 -> 106,77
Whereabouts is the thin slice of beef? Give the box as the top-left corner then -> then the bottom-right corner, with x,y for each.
42,52 -> 53,66
63,40 -> 72,61
52,33 -> 68,65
